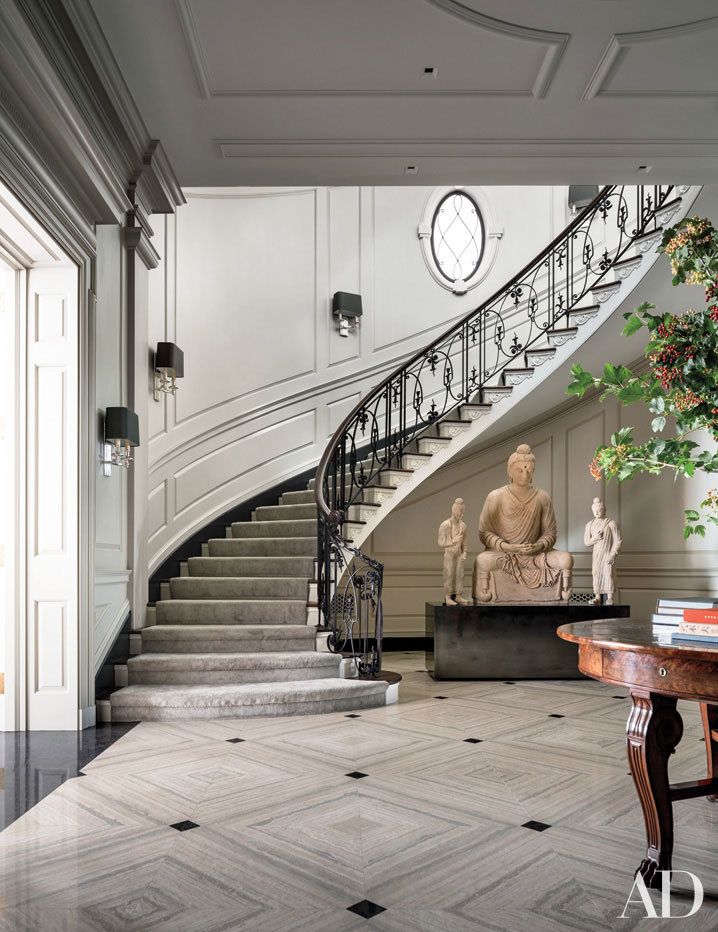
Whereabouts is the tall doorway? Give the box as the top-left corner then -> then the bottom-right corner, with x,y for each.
0,180 -> 81,730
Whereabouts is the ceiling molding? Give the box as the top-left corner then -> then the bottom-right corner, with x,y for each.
216,138 -> 718,160
423,0 -> 570,98
176,0 -> 568,100
583,15 -> 718,101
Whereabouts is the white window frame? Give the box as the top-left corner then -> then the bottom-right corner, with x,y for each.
418,186 -> 502,295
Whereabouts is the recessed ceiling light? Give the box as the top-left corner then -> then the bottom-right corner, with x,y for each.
404,165 -> 419,175
637,165 -> 652,173
422,66 -> 438,79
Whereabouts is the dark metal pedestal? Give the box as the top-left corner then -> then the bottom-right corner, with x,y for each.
425,602 -> 630,680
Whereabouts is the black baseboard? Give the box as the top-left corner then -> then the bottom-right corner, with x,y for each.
95,613 -> 132,699
383,637 -> 432,652
148,465 -> 317,604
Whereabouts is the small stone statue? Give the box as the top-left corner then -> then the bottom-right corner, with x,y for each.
473,443 -> 573,602
584,497 -> 622,605
438,498 -> 468,605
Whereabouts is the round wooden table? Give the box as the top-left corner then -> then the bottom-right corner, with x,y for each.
558,618 -> 718,889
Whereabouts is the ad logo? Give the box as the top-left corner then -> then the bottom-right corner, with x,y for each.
621,871 -> 703,919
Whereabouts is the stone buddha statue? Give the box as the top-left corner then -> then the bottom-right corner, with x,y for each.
472,444 -> 573,603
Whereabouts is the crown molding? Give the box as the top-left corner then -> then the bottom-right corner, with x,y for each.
123,224 -> 160,270
177,0 -> 568,101
583,15 -> 718,101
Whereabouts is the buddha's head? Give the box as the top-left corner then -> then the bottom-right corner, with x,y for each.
592,497 -> 606,518
451,497 -> 465,520
507,444 -> 535,487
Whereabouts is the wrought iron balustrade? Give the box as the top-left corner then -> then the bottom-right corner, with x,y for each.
315,184 -> 681,676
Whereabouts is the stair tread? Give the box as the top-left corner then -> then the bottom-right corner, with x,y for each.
143,624 -> 314,638
111,678 -> 388,708
128,651 -> 339,669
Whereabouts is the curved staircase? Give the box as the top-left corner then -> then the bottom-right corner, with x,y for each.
107,183 -> 701,722
109,487 -> 390,721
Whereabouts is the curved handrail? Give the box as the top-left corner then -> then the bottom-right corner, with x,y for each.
314,183 -> 680,665
315,184 -> 676,523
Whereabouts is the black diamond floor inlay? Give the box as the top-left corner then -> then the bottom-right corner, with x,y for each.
612,695 -> 626,699
464,738 -> 483,744
226,738 -> 245,743
347,900 -> 386,919
522,820 -> 551,832
548,714 -> 565,718
170,820 -> 199,832
345,714 -> 361,718
434,696 -> 449,700
504,681 -> 516,685
346,771 -> 368,780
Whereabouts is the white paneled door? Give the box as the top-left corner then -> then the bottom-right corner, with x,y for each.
25,265 -> 80,729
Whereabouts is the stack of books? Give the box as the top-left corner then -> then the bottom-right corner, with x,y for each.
671,606 -> 718,645
652,597 -> 718,627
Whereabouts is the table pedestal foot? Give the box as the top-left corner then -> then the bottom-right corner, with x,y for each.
627,691 -> 683,888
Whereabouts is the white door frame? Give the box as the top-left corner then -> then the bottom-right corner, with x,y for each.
0,199 -> 94,731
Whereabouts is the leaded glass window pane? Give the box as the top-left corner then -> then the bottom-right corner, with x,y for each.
430,191 -> 485,283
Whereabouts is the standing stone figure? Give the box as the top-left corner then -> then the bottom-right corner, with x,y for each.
438,498 -> 468,605
473,444 -> 573,603
584,497 -> 622,605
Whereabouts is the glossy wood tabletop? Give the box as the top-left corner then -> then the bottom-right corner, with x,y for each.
559,616 -> 718,661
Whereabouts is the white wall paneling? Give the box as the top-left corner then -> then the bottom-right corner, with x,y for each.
25,265 -> 80,728
94,225 -> 130,667
147,186 -> 562,571
370,391 -> 718,637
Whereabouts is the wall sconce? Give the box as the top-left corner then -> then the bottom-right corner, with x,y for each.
154,342 -> 184,401
101,406 -> 139,477
568,185 -> 599,215
332,292 -> 363,338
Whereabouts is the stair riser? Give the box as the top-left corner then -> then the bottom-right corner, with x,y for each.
169,579 -> 309,600
142,638 -> 315,653
208,539 -> 316,557
254,505 -> 316,521
128,667 -> 338,686
155,601 -> 307,625
280,491 -> 315,505
110,691 -> 387,722
187,557 -> 314,578
232,520 -> 317,538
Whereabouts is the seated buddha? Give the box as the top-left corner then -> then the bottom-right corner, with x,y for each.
472,444 -> 573,603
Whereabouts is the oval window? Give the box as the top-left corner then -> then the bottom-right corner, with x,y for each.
430,190 -> 485,284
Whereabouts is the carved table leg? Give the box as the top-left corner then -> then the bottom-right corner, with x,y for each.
626,691 -> 683,889
700,703 -> 718,802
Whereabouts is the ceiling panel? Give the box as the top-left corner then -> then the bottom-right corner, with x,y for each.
89,0 -> 718,185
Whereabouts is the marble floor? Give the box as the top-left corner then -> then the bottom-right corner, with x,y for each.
1,653 -> 717,931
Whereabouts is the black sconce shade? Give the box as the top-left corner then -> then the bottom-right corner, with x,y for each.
568,185 -> 600,212
155,342 -> 184,377
104,406 -> 140,447
332,292 -> 363,319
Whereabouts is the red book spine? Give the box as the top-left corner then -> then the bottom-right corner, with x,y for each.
683,609 -> 718,624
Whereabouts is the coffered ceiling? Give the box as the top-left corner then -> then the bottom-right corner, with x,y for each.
90,0 -> 718,185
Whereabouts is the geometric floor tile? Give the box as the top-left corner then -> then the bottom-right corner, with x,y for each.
170,820 -> 200,832
3,652 -> 718,930
347,899 -> 386,918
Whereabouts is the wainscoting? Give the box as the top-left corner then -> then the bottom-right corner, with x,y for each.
370,392 -> 718,637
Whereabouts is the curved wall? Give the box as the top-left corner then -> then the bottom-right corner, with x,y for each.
146,185 -> 568,571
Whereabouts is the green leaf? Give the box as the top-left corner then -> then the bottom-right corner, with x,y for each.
622,314 -> 644,337
685,509 -> 700,521
617,383 -> 646,405
651,415 -> 666,433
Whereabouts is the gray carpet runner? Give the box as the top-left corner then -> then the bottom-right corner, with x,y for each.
110,484 -> 388,720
